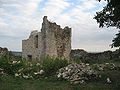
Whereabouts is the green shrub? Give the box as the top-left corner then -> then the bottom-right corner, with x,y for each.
42,56 -> 69,76
18,61 -> 43,78
0,55 -> 24,75
72,59 -> 82,64
0,54 -> 69,78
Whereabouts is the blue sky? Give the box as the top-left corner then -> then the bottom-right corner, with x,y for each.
0,0 -> 118,52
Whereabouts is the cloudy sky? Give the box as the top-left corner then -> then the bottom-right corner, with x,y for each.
0,0 -> 119,52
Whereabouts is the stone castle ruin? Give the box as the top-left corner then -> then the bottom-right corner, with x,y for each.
22,16 -> 71,61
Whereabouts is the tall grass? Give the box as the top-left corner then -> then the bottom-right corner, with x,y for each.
0,54 -> 69,77
42,56 -> 69,76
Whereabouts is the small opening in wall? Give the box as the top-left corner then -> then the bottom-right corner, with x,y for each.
35,35 -> 38,48
27,55 -> 32,61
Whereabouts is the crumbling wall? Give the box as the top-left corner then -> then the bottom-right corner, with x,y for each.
42,17 -> 71,59
22,31 -> 42,60
41,16 -> 71,59
55,26 -> 71,59
22,16 -> 71,61
41,16 -> 58,57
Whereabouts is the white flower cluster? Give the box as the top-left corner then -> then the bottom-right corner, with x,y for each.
0,68 -> 5,75
14,69 -> 45,79
34,70 -> 44,75
12,60 -> 21,64
106,77 -> 112,83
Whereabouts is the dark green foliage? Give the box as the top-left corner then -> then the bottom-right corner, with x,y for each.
95,0 -> 120,28
0,75 -> 73,90
42,56 -> 68,76
0,54 -> 69,78
98,70 -> 120,90
0,54 -> 120,89
73,59 -> 120,65
95,0 -> 120,48
111,31 -> 120,48
72,58 -> 82,64
0,56 -> 24,75
1,71 -> 120,90
0,54 -> 41,77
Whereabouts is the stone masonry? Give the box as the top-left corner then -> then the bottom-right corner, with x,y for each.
22,16 -> 71,61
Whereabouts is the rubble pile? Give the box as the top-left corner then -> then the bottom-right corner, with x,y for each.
57,63 -> 98,84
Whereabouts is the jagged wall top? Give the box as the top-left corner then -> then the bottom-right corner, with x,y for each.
28,16 -> 71,38
42,16 -> 71,37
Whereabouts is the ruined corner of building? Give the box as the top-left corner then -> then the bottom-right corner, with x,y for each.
22,16 -> 71,61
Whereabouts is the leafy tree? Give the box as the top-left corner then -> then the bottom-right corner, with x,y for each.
111,31 -> 120,48
94,0 -> 120,48
94,0 -> 120,28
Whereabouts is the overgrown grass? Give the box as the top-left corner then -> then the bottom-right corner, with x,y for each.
0,74 -> 120,90
0,54 -> 120,90
0,54 -> 69,78
0,75 -> 72,90
42,56 -> 69,76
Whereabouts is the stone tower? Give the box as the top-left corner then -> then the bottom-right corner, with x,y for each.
22,16 -> 71,61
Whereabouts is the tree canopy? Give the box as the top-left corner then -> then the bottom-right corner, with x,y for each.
94,0 -> 120,48
94,0 -> 120,28
111,31 -> 120,48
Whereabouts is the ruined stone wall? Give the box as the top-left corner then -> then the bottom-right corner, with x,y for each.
41,16 -> 71,59
22,31 -> 42,60
41,16 -> 58,57
22,16 -> 71,61
55,26 -> 71,59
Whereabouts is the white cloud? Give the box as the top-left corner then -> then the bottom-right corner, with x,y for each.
0,0 -> 118,52
0,0 -> 43,36
51,0 -> 118,52
78,0 -> 97,11
16,0 -> 42,16
41,0 -> 70,19
0,18 -> 8,27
